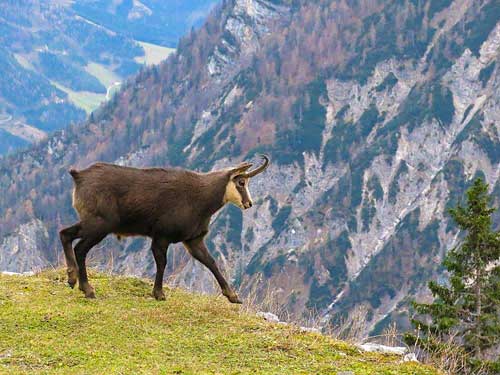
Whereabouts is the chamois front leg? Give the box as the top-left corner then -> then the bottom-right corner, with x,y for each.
74,234 -> 107,298
151,237 -> 170,301
183,237 -> 242,304
74,218 -> 110,298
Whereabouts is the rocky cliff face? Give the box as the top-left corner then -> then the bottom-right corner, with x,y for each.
0,219 -> 50,273
0,0 -> 498,338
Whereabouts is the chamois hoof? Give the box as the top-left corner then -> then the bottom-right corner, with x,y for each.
225,293 -> 242,304
67,269 -> 78,289
85,290 -> 96,299
80,284 -> 96,299
153,289 -> 166,301
231,297 -> 243,304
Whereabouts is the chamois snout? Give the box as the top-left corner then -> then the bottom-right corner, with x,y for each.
241,190 -> 253,210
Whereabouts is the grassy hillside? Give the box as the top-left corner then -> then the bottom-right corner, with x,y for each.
134,41 -> 176,66
0,271 -> 438,374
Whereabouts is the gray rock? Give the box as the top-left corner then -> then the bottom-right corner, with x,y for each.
1,271 -> 34,276
356,343 -> 408,356
300,326 -> 321,334
256,311 -> 280,323
402,353 -> 419,363
0,219 -> 50,274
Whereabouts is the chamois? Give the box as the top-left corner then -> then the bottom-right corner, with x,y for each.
59,155 -> 270,303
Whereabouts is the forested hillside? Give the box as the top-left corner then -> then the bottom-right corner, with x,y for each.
0,0 -> 215,154
0,0 -> 499,338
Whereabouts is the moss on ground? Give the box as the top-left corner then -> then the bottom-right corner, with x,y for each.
0,271 -> 439,374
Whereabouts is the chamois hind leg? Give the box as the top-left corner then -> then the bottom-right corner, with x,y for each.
59,223 -> 82,288
151,237 -> 170,301
74,219 -> 110,298
183,237 -> 242,304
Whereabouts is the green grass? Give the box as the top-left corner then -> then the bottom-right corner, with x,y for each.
13,57 -> 113,113
0,271 -> 440,374
85,63 -> 122,88
135,41 -> 175,66
51,82 -> 105,114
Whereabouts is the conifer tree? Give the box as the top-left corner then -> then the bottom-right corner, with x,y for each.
405,178 -> 500,373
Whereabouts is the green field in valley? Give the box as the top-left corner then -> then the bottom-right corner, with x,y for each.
135,41 -> 175,66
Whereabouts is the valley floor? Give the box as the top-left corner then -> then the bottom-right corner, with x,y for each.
0,270 -> 439,374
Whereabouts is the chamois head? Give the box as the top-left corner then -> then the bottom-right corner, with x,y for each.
224,155 -> 270,210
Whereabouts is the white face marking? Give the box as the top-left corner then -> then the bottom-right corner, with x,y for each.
224,180 -> 244,209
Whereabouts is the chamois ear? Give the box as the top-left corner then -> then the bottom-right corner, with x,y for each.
228,162 -> 253,177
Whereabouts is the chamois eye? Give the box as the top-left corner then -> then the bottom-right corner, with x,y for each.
238,180 -> 245,187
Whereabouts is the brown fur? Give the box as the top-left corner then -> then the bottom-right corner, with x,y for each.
59,158 -> 269,302
71,163 -> 229,241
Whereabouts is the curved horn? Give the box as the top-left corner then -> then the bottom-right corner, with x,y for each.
245,155 -> 270,178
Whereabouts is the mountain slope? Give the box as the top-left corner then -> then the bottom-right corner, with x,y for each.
0,270 -> 438,374
72,0 -> 218,47
0,0 -> 499,338
0,0 -> 215,154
